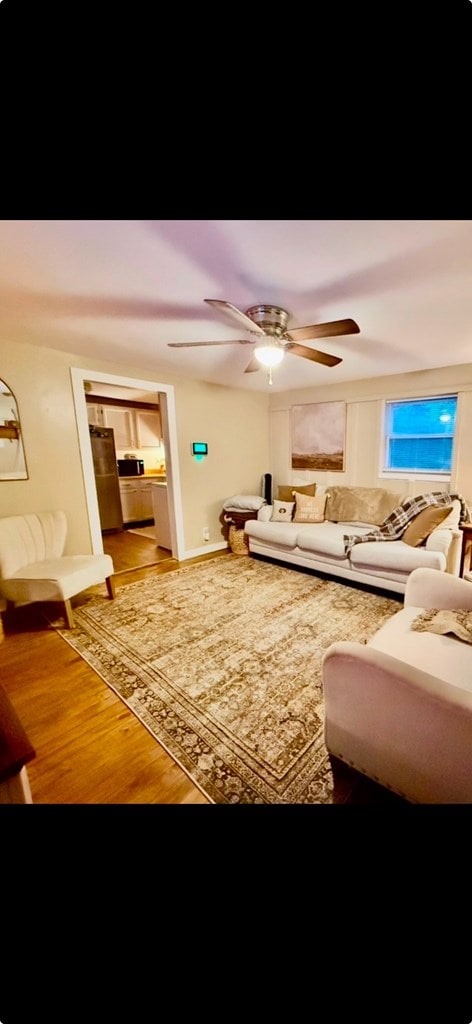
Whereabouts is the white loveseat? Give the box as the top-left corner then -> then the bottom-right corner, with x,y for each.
244,486 -> 462,595
322,567 -> 472,803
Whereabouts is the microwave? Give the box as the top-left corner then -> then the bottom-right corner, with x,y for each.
117,459 -> 145,476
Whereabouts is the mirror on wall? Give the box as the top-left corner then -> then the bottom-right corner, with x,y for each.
0,378 -> 28,480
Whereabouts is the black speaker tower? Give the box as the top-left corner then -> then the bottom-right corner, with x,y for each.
262,473 -> 272,505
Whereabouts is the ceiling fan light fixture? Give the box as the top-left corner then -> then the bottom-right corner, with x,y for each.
254,340 -> 285,368
168,301 -> 357,377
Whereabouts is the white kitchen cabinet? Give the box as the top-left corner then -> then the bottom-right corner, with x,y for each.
102,406 -> 136,448
87,402 -> 161,448
119,481 -> 141,523
139,479 -> 154,519
87,403 -> 105,426
135,409 -> 162,446
88,401 -> 127,433
152,483 -> 172,550
119,478 -> 155,523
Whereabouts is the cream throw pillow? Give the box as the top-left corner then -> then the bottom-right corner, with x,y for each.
270,499 -> 295,522
437,499 -> 461,529
293,491 -> 327,523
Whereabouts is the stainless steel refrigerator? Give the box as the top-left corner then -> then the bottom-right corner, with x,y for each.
89,425 -> 123,531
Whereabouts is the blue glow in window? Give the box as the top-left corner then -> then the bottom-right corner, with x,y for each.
384,396 -> 457,473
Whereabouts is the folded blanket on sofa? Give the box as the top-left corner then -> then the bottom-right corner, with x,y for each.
343,492 -> 470,556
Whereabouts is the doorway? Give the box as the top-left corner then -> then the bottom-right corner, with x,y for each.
101,528 -> 174,573
71,368 -> 186,570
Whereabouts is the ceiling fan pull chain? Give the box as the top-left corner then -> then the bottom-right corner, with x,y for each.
268,368 -> 273,386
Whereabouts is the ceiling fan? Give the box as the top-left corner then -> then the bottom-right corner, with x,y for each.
168,299 -> 360,383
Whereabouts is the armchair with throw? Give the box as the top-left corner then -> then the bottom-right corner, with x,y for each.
322,567 -> 472,803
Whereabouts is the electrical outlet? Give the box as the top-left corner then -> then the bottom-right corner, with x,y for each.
203,527 -> 210,541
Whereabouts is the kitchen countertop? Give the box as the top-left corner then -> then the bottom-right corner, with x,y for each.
117,475 -> 165,483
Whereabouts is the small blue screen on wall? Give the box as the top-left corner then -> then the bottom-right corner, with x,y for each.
192,442 -> 208,455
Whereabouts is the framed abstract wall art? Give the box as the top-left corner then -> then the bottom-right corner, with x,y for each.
291,401 -> 346,472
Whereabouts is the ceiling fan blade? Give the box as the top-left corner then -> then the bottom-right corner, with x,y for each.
286,318 -> 359,342
244,356 -> 261,373
204,299 -> 266,336
168,339 -> 253,348
285,342 -> 342,367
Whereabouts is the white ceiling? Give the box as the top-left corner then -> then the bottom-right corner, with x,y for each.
1,219 -> 472,394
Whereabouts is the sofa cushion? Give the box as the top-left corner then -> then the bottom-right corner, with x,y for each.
402,505 -> 451,546
293,492 -> 327,523
325,486 -> 404,526
270,499 -> 295,522
257,505 -> 273,523
0,554 -> 114,603
349,540 -> 446,572
295,523 -> 371,559
277,483 -> 316,501
245,520 -> 300,549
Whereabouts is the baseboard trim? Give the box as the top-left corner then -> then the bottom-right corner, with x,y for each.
182,541 -> 228,560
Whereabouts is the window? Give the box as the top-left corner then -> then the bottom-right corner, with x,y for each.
383,395 -> 457,475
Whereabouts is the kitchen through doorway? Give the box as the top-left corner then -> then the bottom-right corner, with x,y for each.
86,379 -> 174,572
71,368 -> 185,573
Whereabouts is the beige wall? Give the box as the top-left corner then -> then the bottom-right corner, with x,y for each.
1,339 -> 270,555
4,335 -> 471,558
269,362 -> 472,503
172,378 -> 270,550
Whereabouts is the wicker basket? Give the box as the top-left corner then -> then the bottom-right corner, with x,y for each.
229,525 -> 249,555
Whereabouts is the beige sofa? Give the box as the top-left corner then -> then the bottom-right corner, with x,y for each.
244,486 -> 462,595
322,567 -> 472,803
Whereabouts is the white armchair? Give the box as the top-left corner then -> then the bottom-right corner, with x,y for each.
0,510 -> 115,629
322,567 -> 472,803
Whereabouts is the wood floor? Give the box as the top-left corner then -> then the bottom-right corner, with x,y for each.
0,550 -> 403,805
102,524 -> 173,572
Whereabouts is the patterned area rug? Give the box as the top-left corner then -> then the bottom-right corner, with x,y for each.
58,556 -> 400,803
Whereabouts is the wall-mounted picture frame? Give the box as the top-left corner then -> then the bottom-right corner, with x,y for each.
291,400 -> 346,472
0,377 -> 28,480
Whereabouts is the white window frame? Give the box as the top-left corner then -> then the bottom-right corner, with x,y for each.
379,394 -> 457,482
